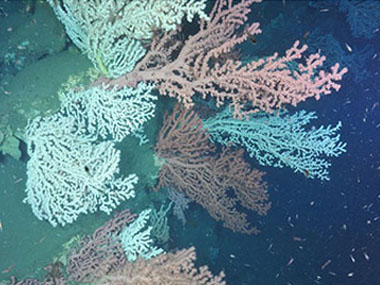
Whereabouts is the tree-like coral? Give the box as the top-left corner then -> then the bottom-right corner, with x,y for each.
47,0 -> 208,77
66,210 -> 137,283
95,247 -> 225,285
60,82 -> 157,142
204,109 -> 346,180
155,104 -> 270,234
108,0 -> 347,119
24,113 -> 138,227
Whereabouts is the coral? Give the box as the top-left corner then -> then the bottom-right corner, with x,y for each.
108,0 -> 347,119
168,189 -> 190,226
66,210 -> 136,283
150,202 -> 173,244
47,0 -> 208,77
24,113 -> 138,226
60,82 -> 157,142
204,109 -> 347,180
155,105 -> 270,234
119,209 -> 163,262
114,0 -> 209,40
306,29 -> 374,83
95,247 -> 225,285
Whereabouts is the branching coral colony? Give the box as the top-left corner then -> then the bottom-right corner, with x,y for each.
16,0 -> 348,283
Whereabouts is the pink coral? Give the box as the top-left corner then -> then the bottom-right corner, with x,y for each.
155,104 -> 270,234
66,210 -> 136,283
95,247 -> 225,285
106,0 -> 347,119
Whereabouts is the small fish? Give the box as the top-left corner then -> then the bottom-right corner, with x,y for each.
363,252 -> 370,260
14,177 -> 23,184
286,257 -> 294,267
0,220 -> 2,232
349,254 -> 356,263
343,100 -> 351,105
293,236 -> 305,242
230,254 -> 236,259
25,4 -> 31,13
345,43 -> 352,53
321,259 -> 331,270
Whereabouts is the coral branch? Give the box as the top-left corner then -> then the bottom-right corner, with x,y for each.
106,0 -> 347,119
155,104 -> 270,234
66,210 -> 136,283
95,247 -> 225,284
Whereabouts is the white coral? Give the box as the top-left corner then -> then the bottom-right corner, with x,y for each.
47,0 -> 208,77
60,82 -> 157,142
24,114 -> 137,227
119,209 -> 163,262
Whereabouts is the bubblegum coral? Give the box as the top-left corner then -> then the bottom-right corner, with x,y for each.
107,0 -> 347,119
155,104 -> 270,234
96,247 -> 225,284
66,210 -> 136,283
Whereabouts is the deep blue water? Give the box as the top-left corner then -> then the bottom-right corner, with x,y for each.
0,0 -> 379,284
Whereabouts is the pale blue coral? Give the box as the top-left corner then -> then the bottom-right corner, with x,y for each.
60,82 -> 157,142
203,109 -> 347,181
119,209 -> 164,262
47,0 -> 208,77
24,113 -> 138,227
